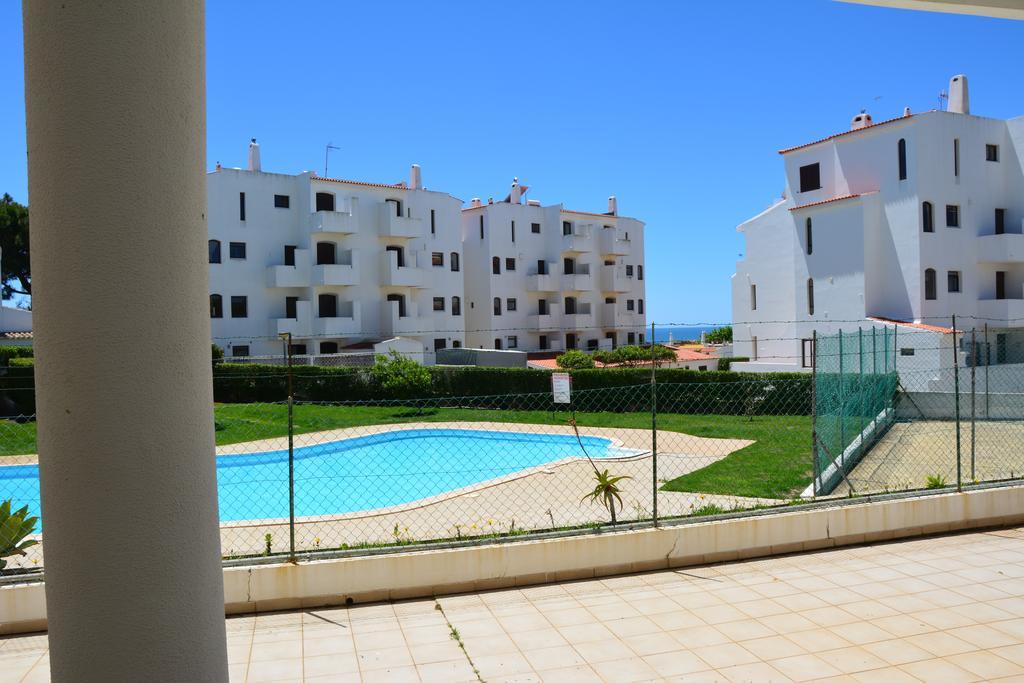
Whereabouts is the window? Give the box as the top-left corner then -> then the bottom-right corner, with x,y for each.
900,348 -> 915,356
316,242 -> 336,265
229,242 -> 246,259
239,192 -> 246,220
953,138 -> 960,178
433,297 -> 445,312
986,144 -> 1000,162
539,335 -> 549,350
531,222 -> 541,234
801,338 -> 815,368
947,270 -> 961,293
604,297 -> 616,304
492,256 -> 501,275
430,209 -> 436,235
318,293 -> 337,318
450,252 -> 460,271
284,245 -> 297,266
230,295 -> 248,318
566,333 -> 578,350
562,221 -> 572,236
922,201 -> 934,233
315,192 -> 335,212
799,163 -> 821,193
604,260 -> 614,266
209,294 -> 222,318
385,198 -> 402,217
995,208 -> 1006,235
805,217 -> 813,254
506,336 -> 518,349
494,338 -> 502,350
433,338 -> 446,351
698,365 -> 708,372
807,278 -> 814,315
505,257 -> 516,271
627,332 -> 635,345
639,333 -> 644,344
511,220 -> 516,243
385,244 -> 404,267
208,239 -> 221,263
997,271 -> 1007,300
537,260 -> 548,275
274,194 -> 290,208
924,268 -> 937,300
605,332 -> 617,349
479,215 -> 484,239
638,299 -> 644,314
452,340 -> 462,348
452,296 -> 461,316
320,342 -> 338,354
752,336 -> 758,361
431,252 -> 444,267
626,299 -> 635,311
506,298 -> 517,312
587,339 -> 598,351
946,205 -> 960,228
897,138 -> 907,180
750,284 -> 757,311
626,265 -> 634,277
637,265 -> 643,281
493,297 -> 501,315
386,293 -> 406,317
290,344 -> 307,356
285,296 -> 297,319
232,345 -> 249,358
538,299 -> 548,315
565,297 -> 577,314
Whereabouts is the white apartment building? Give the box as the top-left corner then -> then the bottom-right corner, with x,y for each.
461,181 -> 647,352
732,75 -> 1024,374
208,141 -> 466,358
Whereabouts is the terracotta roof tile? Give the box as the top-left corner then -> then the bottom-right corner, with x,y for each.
867,316 -> 953,334
789,192 -> 875,212
778,113 -> 918,155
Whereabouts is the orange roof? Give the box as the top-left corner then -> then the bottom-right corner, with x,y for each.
311,174 -> 407,191
561,208 -> 616,219
778,113 -> 917,155
867,316 -> 953,334
789,192 -> 872,212
673,347 -> 715,362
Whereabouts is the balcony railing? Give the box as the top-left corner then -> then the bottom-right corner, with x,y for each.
275,300 -> 313,337
530,303 -> 562,330
977,233 -> 1024,263
380,299 -> 426,337
561,226 -> 592,253
527,262 -> 558,292
309,200 -> 358,235
599,227 -> 630,256
379,250 -> 426,287
266,249 -> 311,288
599,266 -> 630,292
562,265 -> 592,292
312,249 -> 359,286
378,204 -> 423,238
314,301 -> 361,336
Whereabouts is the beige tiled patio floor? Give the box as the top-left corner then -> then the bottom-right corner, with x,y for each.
3,526 -> 1024,682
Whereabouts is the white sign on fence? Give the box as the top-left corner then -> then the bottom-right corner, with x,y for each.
551,372 -> 571,404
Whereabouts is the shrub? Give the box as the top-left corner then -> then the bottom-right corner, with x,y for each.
556,350 -> 595,369
8,357 -> 33,367
0,346 -> 33,366
369,350 -> 431,399
211,344 -> 224,366
0,499 -> 38,570
717,356 -> 748,372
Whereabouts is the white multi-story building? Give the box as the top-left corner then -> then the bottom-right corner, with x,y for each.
732,75 -> 1024,373
208,141 -> 465,358
461,181 -> 647,352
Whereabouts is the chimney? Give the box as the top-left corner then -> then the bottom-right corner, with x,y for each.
903,106 -> 912,117
948,74 -> 969,114
850,111 -> 872,130
247,138 -> 261,172
510,177 -> 522,204
470,198 -> 482,208
410,164 -> 422,190
607,196 -> 618,216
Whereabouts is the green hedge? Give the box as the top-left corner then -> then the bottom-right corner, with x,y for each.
717,356 -> 749,372
0,346 -> 33,366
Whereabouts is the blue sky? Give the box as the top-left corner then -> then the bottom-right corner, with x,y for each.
0,1 -> 1019,323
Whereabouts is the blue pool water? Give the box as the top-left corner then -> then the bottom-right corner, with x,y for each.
0,429 -> 616,524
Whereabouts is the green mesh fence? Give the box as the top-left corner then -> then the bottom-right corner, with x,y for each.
813,327 -> 899,494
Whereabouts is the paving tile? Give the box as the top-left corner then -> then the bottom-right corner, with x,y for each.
408,639 -> 466,665
570,638 -> 637,664
817,645 -> 888,674
620,630 -> 682,657
536,664 -> 603,682
416,658 -> 479,683
472,651 -> 534,679
718,661 -> 792,682
360,665 -> 422,683
245,657 -> 303,683
302,652 -> 361,677
508,627 -> 569,651
861,638 -> 933,666
585,655 -> 659,683
520,644 -> 586,671
899,657 -> 981,682
689,642 -> 759,669
947,650 -> 1024,679
904,630 -> 979,657
740,635 -> 806,661
769,653 -> 843,682
641,650 -> 711,677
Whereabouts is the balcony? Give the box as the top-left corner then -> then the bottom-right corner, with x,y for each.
562,303 -> 593,331
314,301 -> 361,337
599,227 -> 630,256
978,289 -> 1024,323
527,263 -> 558,292
312,250 -> 360,286
599,266 -> 630,292
562,265 -> 593,292
561,227 -> 592,253
380,300 -> 426,337
977,233 -> 1024,263
539,339 -> 564,353
530,303 -> 562,331
379,250 -> 426,288
274,300 -> 312,337
309,205 -> 358,235
378,203 -> 423,238
266,249 -> 311,288
602,303 -> 626,328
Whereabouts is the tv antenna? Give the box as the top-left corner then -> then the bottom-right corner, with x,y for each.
324,143 -> 340,177
938,90 -> 949,110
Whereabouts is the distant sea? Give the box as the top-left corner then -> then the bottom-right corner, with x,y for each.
652,325 -> 720,343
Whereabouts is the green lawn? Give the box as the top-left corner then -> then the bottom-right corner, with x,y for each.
1,404 -> 813,499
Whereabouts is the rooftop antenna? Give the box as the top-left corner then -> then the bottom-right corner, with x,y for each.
324,143 -> 340,177
938,90 -> 949,110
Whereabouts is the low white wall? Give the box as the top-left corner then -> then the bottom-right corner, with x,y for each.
4,485 -> 1023,634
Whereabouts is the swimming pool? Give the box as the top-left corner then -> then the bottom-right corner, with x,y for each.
0,428 -> 619,524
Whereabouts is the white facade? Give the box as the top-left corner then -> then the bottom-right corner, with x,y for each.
732,75 -> 1024,373
208,156 -> 465,359
461,185 -> 647,352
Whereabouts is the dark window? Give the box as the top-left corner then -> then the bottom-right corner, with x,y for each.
479,215 -> 484,239
453,340 -> 462,348
452,296 -> 461,316
587,339 -> 598,351
750,284 -> 757,310
946,205 -> 960,227
806,217 -> 813,254
538,299 -> 548,315
433,297 -> 445,312
432,252 -> 444,267
603,259 -> 614,266
626,265 -> 634,277
604,297 -> 615,304
386,293 -> 406,317
639,333 -> 645,344
537,260 -> 548,275
531,222 -> 541,234
492,256 -> 500,275
506,298 -> 517,312
807,279 -> 814,315
494,338 -> 502,350
320,342 -> 338,354
386,198 -> 402,217
209,294 -> 222,318
318,293 -> 337,318
922,202 -> 934,233
953,138 -> 960,178
637,265 -> 643,281
229,242 -> 246,259
563,258 -> 575,275
626,299 -> 635,311
565,297 -> 577,314
290,344 -> 307,356
274,194 -> 290,208
562,221 -> 572,236
539,335 -> 549,350
947,271 -> 961,293
605,332 -> 617,349
638,299 -> 644,314
627,332 -> 635,345
430,209 -> 436,235
507,336 -> 518,349
924,268 -> 937,300
505,257 -> 516,271
433,338 -> 446,351
385,245 -> 404,267
986,144 -> 999,162
997,271 -> 1007,300
316,242 -> 336,265
208,239 -> 221,263
450,252 -> 460,272
239,192 -> 246,220
285,296 -> 297,319
315,192 -> 335,212
511,220 -> 515,243
900,348 -> 915,356
996,208 -> 1006,235
230,295 -> 248,318
284,245 -> 297,266
897,138 -> 907,180
232,345 -> 249,357
566,333 -> 577,350
799,163 -> 821,193
493,297 -> 501,315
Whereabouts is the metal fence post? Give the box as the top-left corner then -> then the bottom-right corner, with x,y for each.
838,330 -> 845,472
970,328 -> 976,483
811,330 -> 819,496
858,327 -> 865,462
952,315 -> 961,492
280,332 -> 296,560
984,323 -> 990,419
650,322 -> 658,527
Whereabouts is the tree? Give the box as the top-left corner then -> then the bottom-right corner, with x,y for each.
706,326 -> 732,344
555,350 -> 594,369
0,194 -> 30,300
369,350 -> 431,399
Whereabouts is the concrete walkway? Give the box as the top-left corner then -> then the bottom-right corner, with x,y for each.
3,526 -> 1023,681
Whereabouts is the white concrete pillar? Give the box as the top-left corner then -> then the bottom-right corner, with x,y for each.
22,2 -> 228,681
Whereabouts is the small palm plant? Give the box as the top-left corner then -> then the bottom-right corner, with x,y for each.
1,499 -> 39,571
582,469 -> 632,524
925,473 -> 948,489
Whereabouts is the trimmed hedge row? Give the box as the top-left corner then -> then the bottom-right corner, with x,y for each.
0,346 -> 33,366
717,356 -> 749,372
